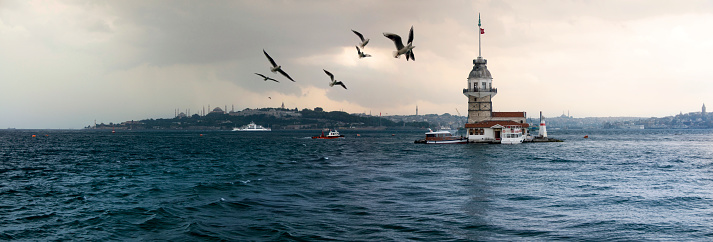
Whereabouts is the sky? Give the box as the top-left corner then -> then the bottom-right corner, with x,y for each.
2,0 -> 713,129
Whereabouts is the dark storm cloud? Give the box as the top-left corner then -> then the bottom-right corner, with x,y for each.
3,0 -> 713,128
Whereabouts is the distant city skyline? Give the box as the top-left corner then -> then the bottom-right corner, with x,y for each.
2,1 -> 713,128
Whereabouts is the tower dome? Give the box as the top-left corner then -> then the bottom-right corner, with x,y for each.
468,57 -> 492,79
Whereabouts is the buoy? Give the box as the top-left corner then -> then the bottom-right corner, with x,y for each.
391,134 -> 395,136
357,134 -> 361,137
584,135 -> 589,138
32,135 -> 36,138
199,134 -> 203,136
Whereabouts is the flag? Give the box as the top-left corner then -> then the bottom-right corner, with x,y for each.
480,28 -> 484,34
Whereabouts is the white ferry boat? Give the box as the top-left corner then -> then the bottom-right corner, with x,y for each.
500,125 -> 525,144
233,122 -> 271,131
415,129 -> 468,144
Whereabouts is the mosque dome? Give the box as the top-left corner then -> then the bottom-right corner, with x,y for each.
212,107 -> 223,112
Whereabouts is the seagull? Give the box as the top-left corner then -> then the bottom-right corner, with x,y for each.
263,49 -> 296,82
383,26 -> 415,61
323,69 -> 347,90
351,29 -> 370,48
255,73 -> 279,82
356,46 -> 371,58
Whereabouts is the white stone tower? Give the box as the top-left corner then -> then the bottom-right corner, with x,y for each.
703,103 -> 706,114
464,14 -> 496,124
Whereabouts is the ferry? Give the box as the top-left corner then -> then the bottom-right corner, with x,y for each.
500,125 -> 525,144
414,129 -> 468,144
312,129 -> 345,139
233,121 -> 271,131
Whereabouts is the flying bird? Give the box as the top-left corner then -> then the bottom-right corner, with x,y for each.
356,46 -> 371,58
263,49 -> 296,82
323,69 -> 347,90
351,29 -> 370,48
383,26 -> 415,61
255,73 -> 279,82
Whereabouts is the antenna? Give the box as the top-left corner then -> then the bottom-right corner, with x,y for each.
478,13 -> 482,57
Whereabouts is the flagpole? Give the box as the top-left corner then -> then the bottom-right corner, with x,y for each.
478,13 -> 481,58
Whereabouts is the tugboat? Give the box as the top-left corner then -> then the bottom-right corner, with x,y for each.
312,129 -> 345,139
414,129 -> 468,144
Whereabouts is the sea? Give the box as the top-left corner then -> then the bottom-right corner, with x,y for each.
1,128 -> 712,241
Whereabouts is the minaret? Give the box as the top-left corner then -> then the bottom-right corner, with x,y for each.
416,105 -> 418,115
464,13 -> 496,124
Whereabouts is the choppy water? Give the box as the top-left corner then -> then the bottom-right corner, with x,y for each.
1,129 -> 712,240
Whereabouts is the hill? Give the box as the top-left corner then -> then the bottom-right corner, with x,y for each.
88,107 -> 438,130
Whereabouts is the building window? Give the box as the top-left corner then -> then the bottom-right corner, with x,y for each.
482,82 -> 486,89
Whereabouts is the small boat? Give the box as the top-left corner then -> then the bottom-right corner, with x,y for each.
500,125 -> 525,144
233,121 -> 271,131
414,129 -> 468,144
312,129 -> 345,139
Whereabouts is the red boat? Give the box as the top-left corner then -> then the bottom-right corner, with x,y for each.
312,129 -> 345,139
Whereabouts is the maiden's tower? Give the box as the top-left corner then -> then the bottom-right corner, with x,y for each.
463,15 -> 528,143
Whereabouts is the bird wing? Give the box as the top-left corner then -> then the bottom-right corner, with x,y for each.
268,76 -> 279,82
352,29 -> 365,42
323,69 -> 334,81
277,69 -> 295,82
336,81 -> 347,90
263,49 -> 278,67
355,46 -> 362,55
409,51 -> 415,61
255,73 -> 267,78
407,26 -> 414,44
383,33 -> 404,50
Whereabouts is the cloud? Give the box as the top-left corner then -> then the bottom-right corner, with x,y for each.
2,0 -> 713,128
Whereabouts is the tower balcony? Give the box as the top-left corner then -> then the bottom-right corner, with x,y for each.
463,88 -> 497,98
463,88 -> 497,93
